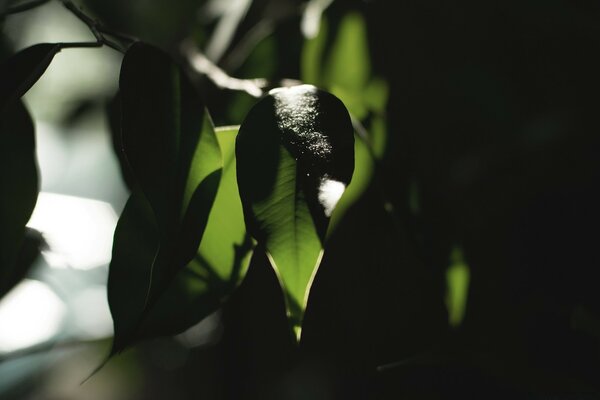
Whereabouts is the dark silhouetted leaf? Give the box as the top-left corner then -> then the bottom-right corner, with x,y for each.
0,44 -> 58,298
108,42 -> 222,352
236,84 -> 354,340
0,100 -> 39,297
106,92 -> 135,189
0,43 -> 60,113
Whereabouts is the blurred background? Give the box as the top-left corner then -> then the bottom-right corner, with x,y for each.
1,0 -> 600,399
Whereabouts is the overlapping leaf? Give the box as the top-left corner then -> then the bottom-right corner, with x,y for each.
117,127 -> 253,344
301,13 -> 389,232
0,44 -> 59,297
108,43 -> 234,352
236,85 -> 354,340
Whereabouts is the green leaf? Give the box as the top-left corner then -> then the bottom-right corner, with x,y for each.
108,42 -> 222,352
328,133 -> 374,233
323,12 -> 370,94
0,44 -> 61,112
109,128 -> 251,349
300,17 -> 328,86
236,85 -> 354,340
132,127 -> 253,342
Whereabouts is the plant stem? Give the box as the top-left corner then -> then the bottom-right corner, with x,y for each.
182,40 -> 267,98
60,0 -> 126,52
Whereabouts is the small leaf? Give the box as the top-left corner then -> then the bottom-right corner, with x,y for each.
236,85 -> 354,340
0,44 -> 61,112
108,42 -> 222,352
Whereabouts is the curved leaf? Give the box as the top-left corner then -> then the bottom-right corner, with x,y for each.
0,44 -> 58,295
0,44 -> 61,113
236,84 -> 354,340
301,12 -> 389,228
109,42 -> 222,352
0,101 -> 39,296
109,127 -> 252,348
137,128 -> 253,338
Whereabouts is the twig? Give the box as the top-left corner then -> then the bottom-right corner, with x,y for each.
3,0 -> 50,15
60,0 -> 126,52
182,40 -> 267,98
58,41 -> 103,49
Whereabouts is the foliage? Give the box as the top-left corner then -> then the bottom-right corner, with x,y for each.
1,0 -> 600,399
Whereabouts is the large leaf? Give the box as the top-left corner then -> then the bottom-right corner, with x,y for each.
236,84 -> 354,340
108,42 -> 222,352
109,127 -> 252,349
0,44 -> 58,297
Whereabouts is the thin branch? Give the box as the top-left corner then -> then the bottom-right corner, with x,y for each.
3,0 -> 50,15
183,40 -> 267,98
183,40 -> 304,98
59,0 -> 131,53
58,41 -> 103,49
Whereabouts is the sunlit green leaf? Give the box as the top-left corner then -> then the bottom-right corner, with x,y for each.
109,42 -> 222,352
108,128 -> 250,349
236,85 -> 354,340
323,12 -> 370,93
134,127 -> 253,340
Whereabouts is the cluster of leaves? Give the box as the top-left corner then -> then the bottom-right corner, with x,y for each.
4,1 -> 600,398
0,1 -> 387,362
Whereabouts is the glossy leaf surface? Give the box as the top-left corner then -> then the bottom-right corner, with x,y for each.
236,85 -> 354,339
